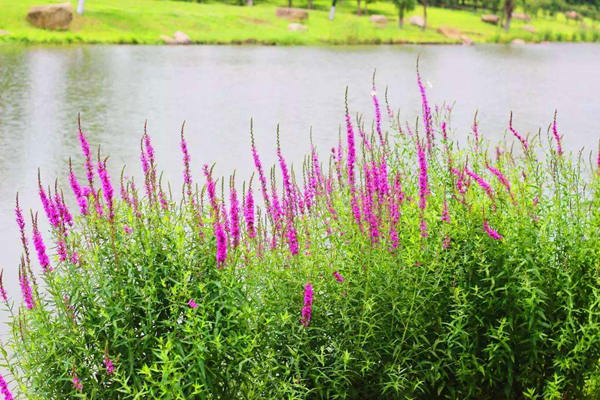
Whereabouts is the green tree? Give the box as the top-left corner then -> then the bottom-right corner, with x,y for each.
392,0 -> 417,27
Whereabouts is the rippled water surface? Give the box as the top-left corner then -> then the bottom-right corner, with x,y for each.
1,43 -> 599,299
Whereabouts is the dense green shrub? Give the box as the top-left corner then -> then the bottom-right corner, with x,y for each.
2,71 -> 600,399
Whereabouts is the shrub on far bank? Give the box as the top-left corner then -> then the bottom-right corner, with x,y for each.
2,71 -> 600,399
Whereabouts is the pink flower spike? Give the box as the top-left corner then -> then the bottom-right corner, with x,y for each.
123,226 -> 133,234
509,113 -> 529,151
552,110 -> 563,156
188,299 -> 198,308
104,356 -> 115,375
0,373 -> 15,400
301,283 -> 314,327
483,221 -> 503,241
72,373 -> 83,391
333,271 -> 345,283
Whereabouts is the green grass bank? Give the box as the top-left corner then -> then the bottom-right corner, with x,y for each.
0,0 -> 599,46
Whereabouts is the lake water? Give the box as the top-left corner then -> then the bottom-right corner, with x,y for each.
0,43 -> 599,301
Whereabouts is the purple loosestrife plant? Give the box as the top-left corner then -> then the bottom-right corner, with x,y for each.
69,160 -> 88,215
32,215 -> 52,273
250,120 -> 271,213
371,84 -> 385,149
464,167 -> 494,200
180,123 -> 194,199
483,221 -> 503,240
98,157 -> 114,219
230,183 -> 241,248
104,356 -> 115,375
0,374 -> 14,400
215,220 -> 227,268
552,110 -> 563,156
417,62 -> 434,151
486,162 -> 513,200
18,265 -> 34,310
301,283 -> 314,327
244,182 -> 256,239
509,112 -> 529,151
38,176 -> 59,228
333,271 -> 345,283
0,271 -> 8,304
15,195 -> 31,266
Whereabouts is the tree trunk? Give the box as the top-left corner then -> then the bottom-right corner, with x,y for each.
308,0 -> 313,8
422,0 -> 427,30
329,0 -> 337,20
288,0 -> 292,8
398,7 -> 404,27
363,1 -> 367,15
357,0 -> 362,15
503,0 -> 514,31
76,0 -> 85,15
247,0 -> 253,6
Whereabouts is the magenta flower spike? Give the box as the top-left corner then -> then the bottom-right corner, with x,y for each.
19,268 -> 34,310
286,221 -> 299,256
77,123 -> 95,189
104,356 -> 115,375
250,121 -> 271,212
244,186 -> 256,239
180,124 -> 193,199
486,163 -> 513,199
416,64 -> 433,151
552,111 -> 563,156
441,201 -> 450,223
229,185 -> 240,248
345,110 -> 356,188
188,299 -> 199,308
38,179 -> 59,228
483,221 -> 503,240
301,283 -> 314,327
32,216 -> 52,273
464,168 -> 494,200
371,86 -> 385,148
215,221 -> 227,268
123,225 -> 133,234
0,373 -> 15,400
72,372 -> 83,391
333,271 -> 345,283
417,139 -> 428,211
509,113 -> 529,151
69,163 -> 89,215
98,158 -> 114,219
202,164 -> 219,215
472,113 -> 480,151
276,132 -> 294,217
15,195 -> 31,266
0,271 -> 8,304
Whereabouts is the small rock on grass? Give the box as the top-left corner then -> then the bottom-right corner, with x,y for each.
288,23 -> 307,32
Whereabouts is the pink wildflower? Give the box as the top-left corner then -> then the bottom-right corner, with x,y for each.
0,373 -> 14,400
244,186 -> 256,239
32,217 -> 52,273
509,113 -> 529,151
104,356 -> 115,375
552,110 -> 563,156
333,271 -> 344,283
301,283 -> 314,327
483,221 -> 503,240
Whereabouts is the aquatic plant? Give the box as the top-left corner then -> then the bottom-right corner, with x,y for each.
1,68 -> 600,400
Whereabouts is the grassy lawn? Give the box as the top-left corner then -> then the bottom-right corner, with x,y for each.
0,0 -> 599,44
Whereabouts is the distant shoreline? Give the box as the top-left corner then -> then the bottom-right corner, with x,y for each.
1,0 -> 598,46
